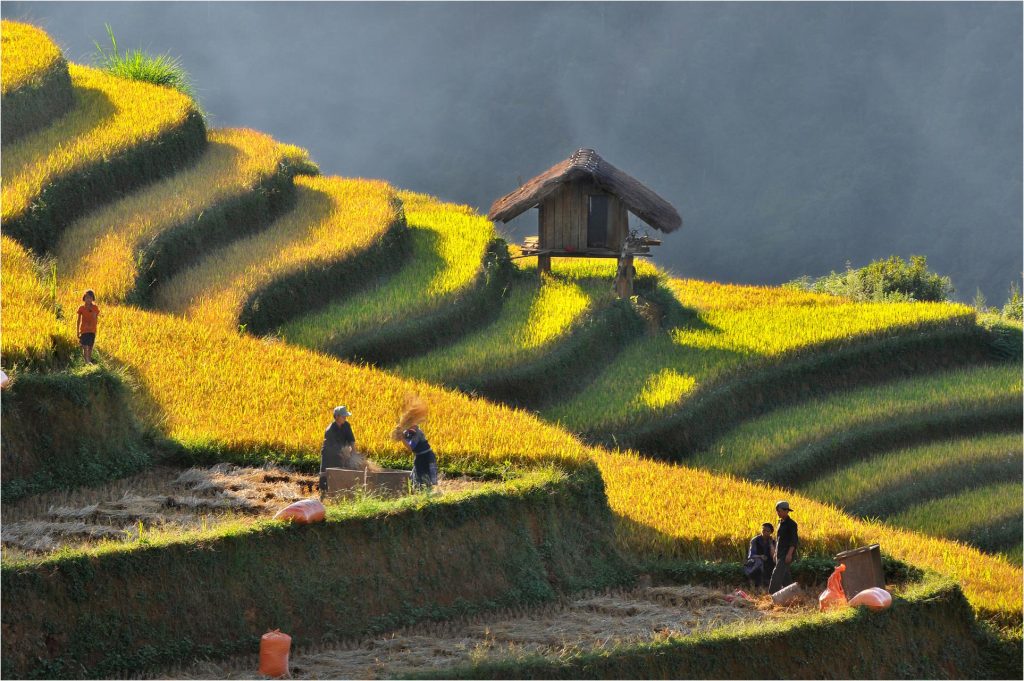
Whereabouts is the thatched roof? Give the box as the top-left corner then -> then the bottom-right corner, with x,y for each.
487,148 -> 682,233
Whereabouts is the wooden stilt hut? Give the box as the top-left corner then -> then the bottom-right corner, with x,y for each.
487,148 -> 681,297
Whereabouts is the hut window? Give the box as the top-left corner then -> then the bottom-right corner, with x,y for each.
587,194 -> 610,248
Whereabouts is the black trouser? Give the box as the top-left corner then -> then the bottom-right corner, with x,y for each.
752,560 -> 776,588
768,557 -> 794,593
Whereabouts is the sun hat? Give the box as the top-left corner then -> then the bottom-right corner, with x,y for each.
333,405 -> 352,418
776,500 -> 793,512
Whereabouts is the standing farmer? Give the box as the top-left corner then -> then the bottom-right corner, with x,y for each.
401,424 -> 437,489
76,290 -> 100,364
769,500 -> 799,593
319,405 -> 356,495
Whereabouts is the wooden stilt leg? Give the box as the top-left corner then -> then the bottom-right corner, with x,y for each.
615,254 -> 635,298
538,253 -> 552,275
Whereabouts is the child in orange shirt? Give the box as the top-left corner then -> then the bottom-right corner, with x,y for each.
76,290 -> 100,364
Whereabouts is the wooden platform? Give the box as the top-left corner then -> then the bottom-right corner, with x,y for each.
515,236 -> 655,259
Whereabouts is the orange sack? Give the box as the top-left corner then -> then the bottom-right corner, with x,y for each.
849,587 -> 893,612
273,498 -> 325,524
818,564 -> 848,611
259,629 -> 291,678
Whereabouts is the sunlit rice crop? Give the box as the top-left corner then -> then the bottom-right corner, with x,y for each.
152,176 -> 401,330
281,191 -> 493,349
0,236 -> 69,363
1,63 -> 197,224
56,128 -> 302,301
595,450 -> 1022,616
690,364 -> 1021,476
396,273 -> 601,382
97,304 -> 589,471
888,482 -> 1023,548
0,20 -> 65,95
544,284 -> 974,430
801,432 -> 1023,513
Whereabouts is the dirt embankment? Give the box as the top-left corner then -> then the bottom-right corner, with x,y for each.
164,585 -> 815,680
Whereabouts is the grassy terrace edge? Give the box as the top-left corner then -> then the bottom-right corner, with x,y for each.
238,201 -> 411,336
322,238 -> 515,366
605,317 -> 1002,458
407,573 -> 1015,680
0,55 -> 73,142
0,465 -> 631,678
0,365 -> 154,502
130,148 -> 315,306
452,295 -> 647,410
0,21 -> 74,140
3,87 -> 207,255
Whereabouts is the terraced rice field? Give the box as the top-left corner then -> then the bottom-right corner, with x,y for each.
280,191 -> 493,352
56,128 -> 309,301
0,237 -> 66,364
0,20 -> 65,96
689,365 -> 1021,478
1,64 -> 198,226
888,482 -> 1023,556
395,266 -> 611,384
1,23 -> 1020,676
543,283 -> 974,431
595,451 -> 1021,617
802,433 -> 1022,519
153,176 -> 401,330
1,20 -> 73,140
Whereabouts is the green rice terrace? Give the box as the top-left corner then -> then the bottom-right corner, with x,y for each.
0,19 -> 1021,680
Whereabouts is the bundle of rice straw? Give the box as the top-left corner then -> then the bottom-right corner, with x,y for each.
391,394 -> 428,441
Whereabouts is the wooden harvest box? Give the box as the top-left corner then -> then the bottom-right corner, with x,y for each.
325,467 -> 411,497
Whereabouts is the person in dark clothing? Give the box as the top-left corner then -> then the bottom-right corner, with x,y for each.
744,522 -> 776,591
401,425 -> 437,488
319,405 -> 356,495
769,500 -> 799,593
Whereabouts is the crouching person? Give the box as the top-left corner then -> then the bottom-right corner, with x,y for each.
402,425 -> 437,489
744,523 -> 776,592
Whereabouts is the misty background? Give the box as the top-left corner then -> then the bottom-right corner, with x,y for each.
5,1 -> 1021,303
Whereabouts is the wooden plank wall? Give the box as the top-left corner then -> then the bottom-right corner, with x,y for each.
539,182 -> 632,252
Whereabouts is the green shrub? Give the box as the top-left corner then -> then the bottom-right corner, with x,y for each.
788,255 -> 954,303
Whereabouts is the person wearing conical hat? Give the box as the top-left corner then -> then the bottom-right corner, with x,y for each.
768,500 -> 799,594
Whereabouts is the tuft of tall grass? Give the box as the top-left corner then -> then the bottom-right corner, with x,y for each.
93,24 -> 197,101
